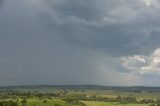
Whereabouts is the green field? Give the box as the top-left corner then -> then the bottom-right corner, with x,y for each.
18,99 -> 80,106
16,99 -> 151,106
83,101 -> 149,106
0,86 -> 160,106
16,99 -> 150,106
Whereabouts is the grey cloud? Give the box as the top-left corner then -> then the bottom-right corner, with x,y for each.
0,0 -> 104,86
36,0 -> 160,56
0,0 -> 4,9
0,0 -> 3,4
1,0 -> 160,86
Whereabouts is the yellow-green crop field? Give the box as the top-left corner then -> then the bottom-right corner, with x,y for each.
83,101 -> 149,106
15,99 -> 150,106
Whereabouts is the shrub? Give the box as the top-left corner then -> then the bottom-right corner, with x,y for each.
54,103 -> 61,106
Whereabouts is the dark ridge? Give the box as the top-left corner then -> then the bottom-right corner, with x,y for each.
0,85 -> 160,92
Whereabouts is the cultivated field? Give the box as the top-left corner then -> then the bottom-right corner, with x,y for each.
0,85 -> 159,106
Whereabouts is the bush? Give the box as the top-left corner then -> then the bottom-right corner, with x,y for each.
54,103 -> 61,106
0,101 -> 18,106
43,100 -> 47,103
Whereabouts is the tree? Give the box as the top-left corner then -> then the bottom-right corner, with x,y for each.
54,103 -> 61,106
43,100 -> 47,103
21,99 -> 27,106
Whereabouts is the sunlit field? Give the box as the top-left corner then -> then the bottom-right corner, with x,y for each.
83,101 -> 149,106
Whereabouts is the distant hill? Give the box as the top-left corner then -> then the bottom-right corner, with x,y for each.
0,85 -> 160,92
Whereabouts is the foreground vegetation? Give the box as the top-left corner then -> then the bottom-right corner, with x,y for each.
0,85 -> 160,106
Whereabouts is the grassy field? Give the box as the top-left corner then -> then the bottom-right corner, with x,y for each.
9,87 -> 160,98
16,99 -> 150,106
21,99 -> 66,106
1,86 -> 160,106
17,99 -> 82,106
83,101 -> 149,106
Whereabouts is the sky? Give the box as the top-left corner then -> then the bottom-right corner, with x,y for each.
0,0 -> 160,86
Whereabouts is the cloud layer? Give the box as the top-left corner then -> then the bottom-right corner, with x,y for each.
0,0 -> 160,86
35,0 -> 160,56
0,0 -> 4,9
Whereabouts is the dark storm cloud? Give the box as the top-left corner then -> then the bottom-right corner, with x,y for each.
1,0 -> 160,86
36,0 -> 160,56
0,0 -> 108,85
0,0 -> 4,9
0,0 -> 3,4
